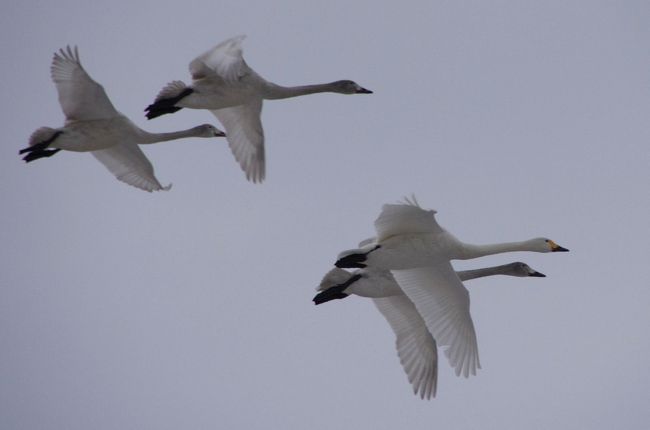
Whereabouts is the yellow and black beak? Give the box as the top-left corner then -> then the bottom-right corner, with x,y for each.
549,240 -> 569,252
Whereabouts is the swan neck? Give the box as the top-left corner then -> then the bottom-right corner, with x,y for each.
457,265 -> 507,282
139,128 -> 199,144
458,241 -> 531,260
263,82 -> 336,100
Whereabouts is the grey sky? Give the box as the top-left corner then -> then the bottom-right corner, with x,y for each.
1,1 -> 649,429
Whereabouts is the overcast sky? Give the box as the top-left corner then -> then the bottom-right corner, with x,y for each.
1,1 -> 649,429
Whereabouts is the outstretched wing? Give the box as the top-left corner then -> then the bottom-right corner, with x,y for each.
50,46 -> 118,121
391,262 -> 480,378
373,295 -> 438,399
374,199 -> 443,242
189,35 -> 251,82
210,98 -> 265,183
91,142 -> 170,192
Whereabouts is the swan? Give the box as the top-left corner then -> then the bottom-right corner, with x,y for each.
20,46 -> 226,192
314,261 -> 545,303
144,35 -> 372,183
314,262 -> 545,399
334,197 -> 568,378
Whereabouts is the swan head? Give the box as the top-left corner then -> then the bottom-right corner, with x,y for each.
506,262 -> 546,277
195,124 -> 226,137
528,238 -> 569,253
331,80 -> 373,94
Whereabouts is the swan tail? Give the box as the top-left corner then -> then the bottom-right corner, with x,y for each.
20,127 -> 63,162
312,269 -> 361,305
312,268 -> 361,305
334,252 -> 367,269
145,81 -> 193,119
317,268 -> 355,291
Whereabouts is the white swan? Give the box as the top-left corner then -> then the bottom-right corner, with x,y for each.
314,262 -> 545,400
334,197 -> 568,378
20,46 -> 226,192
145,35 -> 372,183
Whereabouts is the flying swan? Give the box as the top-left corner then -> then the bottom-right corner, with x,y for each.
334,197 -> 569,378
145,35 -> 372,183
314,262 -> 545,400
20,46 -> 226,192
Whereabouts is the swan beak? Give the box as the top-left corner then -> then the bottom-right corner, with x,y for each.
528,271 -> 546,277
551,242 -> 569,252
549,240 -> 569,252
355,86 -> 373,94
214,130 -> 227,137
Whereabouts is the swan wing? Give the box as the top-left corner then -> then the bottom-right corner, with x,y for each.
189,35 -> 251,82
373,295 -> 438,399
50,46 -> 118,121
374,201 -> 443,242
391,262 -> 480,378
91,142 -> 170,192
210,99 -> 265,183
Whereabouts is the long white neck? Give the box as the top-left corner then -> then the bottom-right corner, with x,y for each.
454,240 -> 537,260
138,127 -> 206,144
456,264 -> 513,282
262,82 -> 340,100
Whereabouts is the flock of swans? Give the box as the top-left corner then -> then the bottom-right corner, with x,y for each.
21,36 -> 370,189
22,36 -> 568,400
315,196 -> 568,398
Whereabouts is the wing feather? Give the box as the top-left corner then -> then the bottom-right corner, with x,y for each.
91,142 -> 170,192
373,295 -> 438,399
210,99 -> 265,183
189,35 -> 250,81
391,263 -> 480,378
50,46 -> 117,121
374,200 -> 443,242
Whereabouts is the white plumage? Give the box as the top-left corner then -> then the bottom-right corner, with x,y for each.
146,35 -> 372,183
316,261 -> 545,399
334,198 -> 568,381
21,46 -> 225,192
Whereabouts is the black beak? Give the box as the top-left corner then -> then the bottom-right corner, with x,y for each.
552,245 -> 569,252
215,131 -> 226,137
355,87 -> 373,94
529,271 -> 546,277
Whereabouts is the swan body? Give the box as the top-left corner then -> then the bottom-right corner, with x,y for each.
314,262 -> 545,400
21,46 -> 225,192
334,197 -> 568,378
145,35 -> 372,183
